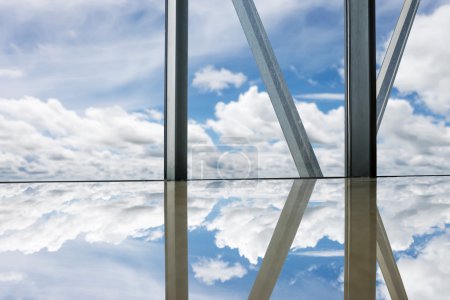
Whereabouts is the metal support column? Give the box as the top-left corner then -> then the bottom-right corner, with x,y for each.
165,0 -> 188,181
165,181 -> 188,300
345,179 -> 377,300
377,0 -> 420,132
345,0 -> 377,177
233,0 -> 322,178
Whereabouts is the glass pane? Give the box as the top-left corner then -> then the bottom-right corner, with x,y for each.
188,0 -> 345,179
0,1 -> 165,180
377,0 -> 450,176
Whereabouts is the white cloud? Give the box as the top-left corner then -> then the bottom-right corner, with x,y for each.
378,98 -> 450,175
204,84 -> 450,177
0,96 -> 216,180
192,257 -> 247,285
393,4 -> 450,117
0,272 -> 26,283
0,96 -> 165,180
146,109 -> 164,121
2,83 -> 450,180
205,86 -> 345,177
192,65 -> 247,93
0,68 -> 24,78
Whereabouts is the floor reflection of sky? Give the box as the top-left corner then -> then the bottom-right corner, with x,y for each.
0,177 -> 448,299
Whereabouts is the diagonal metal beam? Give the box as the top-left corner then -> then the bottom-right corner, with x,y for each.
232,0 -> 323,178
248,179 -> 316,300
377,210 -> 408,300
377,0 -> 420,132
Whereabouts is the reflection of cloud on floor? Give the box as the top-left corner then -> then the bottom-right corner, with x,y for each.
201,180 -> 345,264
0,178 -> 448,299
378,229 -> 450,300
192,257 -> 247,285
191,177 -> 449,300
376,177 -> 450,300
0,182 -> 164,254
378,177 -> 450,251
0,238 -> 165,299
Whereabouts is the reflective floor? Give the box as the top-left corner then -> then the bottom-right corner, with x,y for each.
0,177 -> 449,299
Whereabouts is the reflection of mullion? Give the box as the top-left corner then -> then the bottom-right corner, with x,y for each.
232,0 -> 322,178
249,179 -> 316,300
377,210 -> 408,300
164,181 -> 188,300
345,179 -> 377,300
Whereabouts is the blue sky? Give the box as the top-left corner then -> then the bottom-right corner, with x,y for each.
0,0 -> 450,180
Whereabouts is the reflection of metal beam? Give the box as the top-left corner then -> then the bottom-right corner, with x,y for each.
374,2 -> 419,298
377,210 -> 408,300
377,0 -> 420,132
165,0 -> 188,181
232,0 -> 322,178
345,0 -> 377,177
249,179 -> 316,300
165,181 -> 188,300
345,179 -> 377,300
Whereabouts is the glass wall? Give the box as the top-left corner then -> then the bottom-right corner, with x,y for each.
377,0 -> 450,176
188,0 -> 345,179
0,0 -> 165,180
2,0 -> 449,180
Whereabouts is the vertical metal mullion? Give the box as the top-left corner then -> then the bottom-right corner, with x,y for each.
165,0 -> 188,181
345,0 -> 377,177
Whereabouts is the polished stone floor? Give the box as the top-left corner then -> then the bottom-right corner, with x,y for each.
0,176 -> 449,299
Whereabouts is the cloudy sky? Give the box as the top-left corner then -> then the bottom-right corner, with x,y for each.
0,177 -> 448,299
0,0 -> 450,180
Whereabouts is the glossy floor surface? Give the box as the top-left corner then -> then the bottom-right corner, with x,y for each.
0,176 -> 449,299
